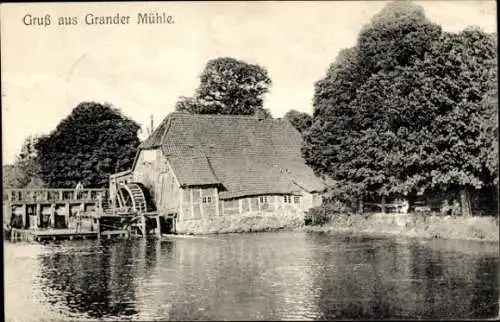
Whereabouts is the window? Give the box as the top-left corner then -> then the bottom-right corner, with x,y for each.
259,196 -> 268,203
202,196 -> 212,203
283,196 -> 292,203
293,196 -> 300,204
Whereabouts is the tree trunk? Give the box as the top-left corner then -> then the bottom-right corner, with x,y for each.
358,198 -> 364,214
381,196 -> 386,214
460,187 -> 472,217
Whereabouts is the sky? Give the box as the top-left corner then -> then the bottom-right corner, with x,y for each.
1,1 -> 497,165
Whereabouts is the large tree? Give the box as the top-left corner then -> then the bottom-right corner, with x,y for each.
479,65 -> 498,186
414,28 -> 497,215
35,102 -> 141,188
303,1 -> 442,200
284,110 -> 313,134
303,1 -> 497,216
175,57 -> 272,117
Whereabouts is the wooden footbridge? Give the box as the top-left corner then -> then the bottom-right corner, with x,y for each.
4,183 -> 173,242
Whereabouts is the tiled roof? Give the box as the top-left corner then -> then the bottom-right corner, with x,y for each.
168,155 -> 221,186
138,112 -> 326,199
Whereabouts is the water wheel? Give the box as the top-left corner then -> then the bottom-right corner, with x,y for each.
112,182 -> 156,237
115,182 -> 152,213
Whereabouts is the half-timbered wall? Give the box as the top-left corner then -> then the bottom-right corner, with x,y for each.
219,194 -> 308,216
179,187 -> 218,222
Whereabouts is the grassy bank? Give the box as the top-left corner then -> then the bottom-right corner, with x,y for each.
176,208 -> 305,235
303,213 -> 499,242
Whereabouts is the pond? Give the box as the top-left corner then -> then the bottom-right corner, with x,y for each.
4,231 -> 499,320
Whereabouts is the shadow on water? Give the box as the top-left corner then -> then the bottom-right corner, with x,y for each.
6,231 -> 499,320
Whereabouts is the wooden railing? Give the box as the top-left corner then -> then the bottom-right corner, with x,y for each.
3,188 -> 108,203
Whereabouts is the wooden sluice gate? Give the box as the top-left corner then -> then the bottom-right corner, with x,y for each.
3,188 -> 107,231
3,184 -> 173,242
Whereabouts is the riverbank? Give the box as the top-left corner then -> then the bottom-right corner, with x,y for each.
176,209 -> 305,235
176,210 -> 498,242
303,213 -> 499,242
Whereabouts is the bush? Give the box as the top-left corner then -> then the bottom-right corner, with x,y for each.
306,200 -> 351,225
304,213 -> 499,242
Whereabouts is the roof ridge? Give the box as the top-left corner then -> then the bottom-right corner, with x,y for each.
170,112 -> 277,120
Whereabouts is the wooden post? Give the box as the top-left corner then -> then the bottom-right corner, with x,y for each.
141,215 -> 146,238
50,204 -> 56,228
156,215 -> 162,238
381,196 -> 386,214
111,183 -> 116,215
21,204 -> 27,229
35,204 -> 41,230
358,198 -> 364,214
65,203 -> 70,229
96,217 -> 101,239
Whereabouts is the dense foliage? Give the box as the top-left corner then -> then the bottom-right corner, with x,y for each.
3,136 -> 45,189
284,110 -> 313,134
303,1 -> 497,215
35,102 -> 140,188
175,57 -> 272,117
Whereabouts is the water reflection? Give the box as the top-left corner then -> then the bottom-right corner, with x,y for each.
306,233 -> 499,320
37,240 -> 140,319
4,232 -> 499,321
